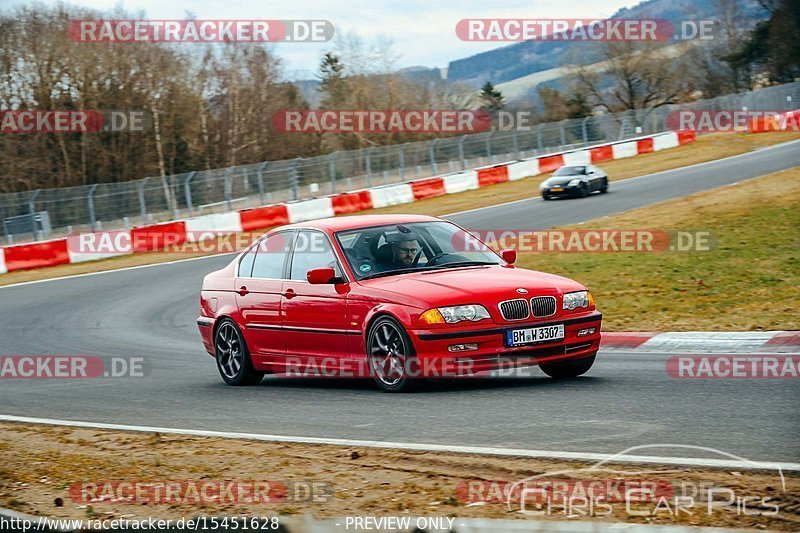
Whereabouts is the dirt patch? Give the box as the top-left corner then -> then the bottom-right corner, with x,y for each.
0,422 -> 797,530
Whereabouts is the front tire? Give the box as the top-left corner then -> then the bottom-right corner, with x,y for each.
215,319 -> 263,386
367,316 -> 418,392
579,182 -> 590,198
540,355 -> 596,379
600,178 -> 608,193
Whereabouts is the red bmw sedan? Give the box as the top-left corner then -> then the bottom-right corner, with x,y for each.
198,214 -> 602,392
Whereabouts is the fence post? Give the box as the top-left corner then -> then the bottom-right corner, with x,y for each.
559,121 -> 566,146
328,152 -> 338,194
290,159 -> 300,201
87,183 -> 99,232
398,144 -> 405,180
537,125 -> 544,151
429,139 -> 438,175
485,131 -> 493,158
365,147 -> 374,188
184,172 -> 196,217
256,163 -> 267,205
138,177 -> 149,226
581,117 -> 589,144
512,130 -> 520,158
224,169 -> 233,212
458,135 -> 466,170
28,189 -> 41,240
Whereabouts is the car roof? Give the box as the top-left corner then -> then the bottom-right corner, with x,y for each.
279,214 -> 443,233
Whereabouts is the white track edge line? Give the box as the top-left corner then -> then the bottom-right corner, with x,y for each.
1,415 -> 797,471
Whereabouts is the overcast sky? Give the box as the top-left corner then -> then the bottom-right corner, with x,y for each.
6,0 -> 640,79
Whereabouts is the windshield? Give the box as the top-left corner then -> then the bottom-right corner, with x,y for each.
553,165 -> 585,176
336,221 -> 504,280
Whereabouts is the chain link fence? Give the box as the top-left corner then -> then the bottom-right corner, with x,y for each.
2,81 -> 798,244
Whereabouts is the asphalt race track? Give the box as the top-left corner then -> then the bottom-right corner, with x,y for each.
1,140 -> 798,464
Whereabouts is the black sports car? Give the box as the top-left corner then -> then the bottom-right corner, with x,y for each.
539,165 -> 609,200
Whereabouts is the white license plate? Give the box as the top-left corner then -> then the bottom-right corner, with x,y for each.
505,324 -> 565,346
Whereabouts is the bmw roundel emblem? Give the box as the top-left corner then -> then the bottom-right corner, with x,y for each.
516,288 -> 528,294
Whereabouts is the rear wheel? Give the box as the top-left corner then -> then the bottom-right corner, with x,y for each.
540,355 -> 596,379
215,319 -> 263,386
367,316 -> 418,392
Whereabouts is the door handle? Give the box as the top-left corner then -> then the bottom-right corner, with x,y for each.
283,288 -> 296,299
237,286 -> 249,296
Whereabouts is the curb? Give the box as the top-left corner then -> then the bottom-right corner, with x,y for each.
601,331 -> 800,353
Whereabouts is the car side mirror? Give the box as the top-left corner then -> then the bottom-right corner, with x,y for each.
500,249 -> 517,265
307,267 -> 341,284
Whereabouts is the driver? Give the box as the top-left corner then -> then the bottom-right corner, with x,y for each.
390,239 -> 419,267
376,233 -> 420,270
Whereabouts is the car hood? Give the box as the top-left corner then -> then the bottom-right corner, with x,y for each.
358,265 -> 586,308
544,175 -> 582,186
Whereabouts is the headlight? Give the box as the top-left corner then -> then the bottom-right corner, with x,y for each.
539,182 -> 548,190
567,178 -> 581,186
420,305 -> 491,324
563,290 -> 591,310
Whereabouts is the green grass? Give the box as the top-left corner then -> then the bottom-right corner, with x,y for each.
516,168 -> 800,331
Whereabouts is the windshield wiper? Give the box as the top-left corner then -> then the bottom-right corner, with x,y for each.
429,261 -> 497,269
360,267 -> 426,280
360,262 -> 497,280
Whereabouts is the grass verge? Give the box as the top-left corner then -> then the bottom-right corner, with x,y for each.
516,167 -> 799,331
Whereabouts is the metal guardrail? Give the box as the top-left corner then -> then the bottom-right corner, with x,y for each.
1,81 -> 798,244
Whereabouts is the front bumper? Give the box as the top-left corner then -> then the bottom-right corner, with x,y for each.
407,311 -> 602,376
541,185 -> 581,198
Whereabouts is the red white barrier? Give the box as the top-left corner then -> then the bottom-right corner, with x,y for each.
239,205 -> 290,231
369,183 -> 415,208
562,150 -> 591,166
653,131 -> 679,151
286,198 -> 336,223
611,140 -> 639,159
1,131 -> 697,274
411,178 -> 446,200
3,238 -> 71,272
443,170 -> 479,193
185,212 -> 243,240
67,231 -> 133,263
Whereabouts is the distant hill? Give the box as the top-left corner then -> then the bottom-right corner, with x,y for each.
445,0 -> 766,87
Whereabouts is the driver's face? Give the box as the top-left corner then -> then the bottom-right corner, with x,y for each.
393,240 -> 418,266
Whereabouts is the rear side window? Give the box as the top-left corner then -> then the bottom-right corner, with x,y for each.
252,232 -> 292,279
238,246 -> 257,277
